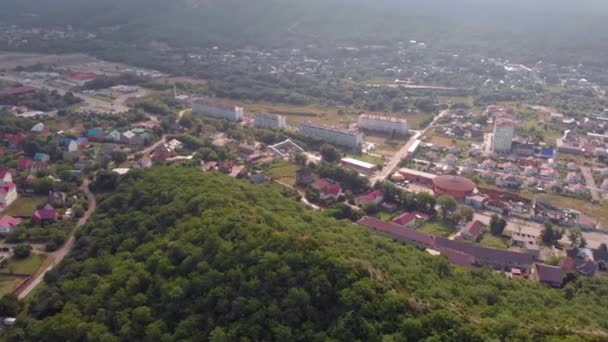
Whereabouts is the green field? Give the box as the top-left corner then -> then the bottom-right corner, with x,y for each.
1,254 -> 46,275
265,161 -> 298,186
0,275 -> 24,297
4,196 -> 47,217
477,233 -> 511,249
418,220 -> 458,237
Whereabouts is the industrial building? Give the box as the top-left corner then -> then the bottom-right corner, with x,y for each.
192,98 -> 244,121
254,112 -> 287,129
298,122 -> 362,149
340,157 -> 378,174
358,113 -> 408,136
433,175 -> 477,200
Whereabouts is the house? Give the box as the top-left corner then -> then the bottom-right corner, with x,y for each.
0,169 -> 12,185
105,130 -> 122,143
121,131 -> 139,145
442,154 -> 458,166
32,204 -> 58,225
498,162 -> 517,173
481,159 -> 497,170
480,170 -> 496,181
76,137 -> 89,148
462,158 -> 477,167
134,156 -> 153,169
524,177 -> 539,188
153,143 -> 175,160
461,220 -> 484,242
295,168 -> 315,187
566,162 -> 578,171
496,174 -> 522,189
523,166 -> 538,177
531,264 -> 564,288
311,178 -> 333,192
219,161 -> 234,174
465,195 -> 488,209
0,182 -> 17,211
547,180 -> 564,194
0,216 -> 21,235
392,211 -> 430,229
30,122 -> 49,135
34,152 -> 50,162
87,129 -> 105,142
568,184 -> 589,197
249,173 -> 270,184
354,190 -> 384,207
67,140 -> 79,152
566,172 -> 583,184
540,168 -> 560,180
461,167 -> 475,176
17,157 -> 33,170
320,183 -> 342,201
558,257 -> 598,277
30,161 -> 48,174
3,132 -> 26,149
167,139 -> 183,151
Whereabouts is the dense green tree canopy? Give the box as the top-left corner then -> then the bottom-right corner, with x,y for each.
9,168 -> 608,341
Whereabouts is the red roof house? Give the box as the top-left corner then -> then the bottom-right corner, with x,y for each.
311,178 -> 332,192
32,204 -> 58,225
0,216 -> 21,234
354,190 -> 384,207
320,183 -> 342,201
3,132 -> 27,148
392,211 -> 430,228
461,220 -> 484,241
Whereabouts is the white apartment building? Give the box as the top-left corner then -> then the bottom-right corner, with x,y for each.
358,114 -> 408,136
298,122 -> 362,149
254,112 -> 287,129
192,99 -> 244,121
492,112 -> 515,153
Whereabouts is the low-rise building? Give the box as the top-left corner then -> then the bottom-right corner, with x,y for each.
461,220 -> 484,241
354,190 -> 384,207
340,157 -> 378,175
392,211 -> 431,229
0,216 -> 21,235
531,264 -> 564,288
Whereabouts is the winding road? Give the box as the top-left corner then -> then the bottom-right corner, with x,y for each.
17,178 -> 97,299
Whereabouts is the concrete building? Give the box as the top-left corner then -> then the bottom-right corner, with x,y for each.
358,113 -> 408,136
254,112 -> 287,129
492,112 -> 515,153
340,158 -> 378,174
192,99 -> 244,122
298,122 -> 362,149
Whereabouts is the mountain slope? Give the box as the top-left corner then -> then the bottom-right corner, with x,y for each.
7,168 -> 608,341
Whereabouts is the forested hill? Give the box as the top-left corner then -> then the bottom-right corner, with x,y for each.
1,0 -> 608,60
8,168 -> 608,341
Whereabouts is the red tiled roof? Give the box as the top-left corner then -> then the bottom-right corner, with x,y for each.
440,248 -> 475,267
536,264 -> 564,284
3,132 -> 27,143
321,183 -> 342,197
311,178 -> 331,190
355,190 -> 383,204
0,216 -> 21,228
392,211 -> 430,226
463,220 -> 484,237
33,204 -> 58,221
17,157 -> 33,170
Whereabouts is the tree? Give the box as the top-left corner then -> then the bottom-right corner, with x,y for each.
459,205 -> 474,223
599,243 -> 608,252
111,150 -> 127,164
0,295 -> 21,317
437,195 -> 458,220
294,152 -> 307,166
489,214 -> 507,236
13,243 -> 32,259
93,171 -> 119,192
320,144 -> 339,163
541,222 -> 563,246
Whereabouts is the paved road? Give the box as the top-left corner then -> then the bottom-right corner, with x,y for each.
371,109 -> 449,184
581,167 -> 602,202
17,178 -> 97,299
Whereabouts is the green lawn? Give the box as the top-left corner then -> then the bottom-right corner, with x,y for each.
478,233 -> 511,250
0,275 -> 24,297
265,161 -> 298,187
1,254 -> 46,275
4,196 -> 47,217
418,220 -> 457,237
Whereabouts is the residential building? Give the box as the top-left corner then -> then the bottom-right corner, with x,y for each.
253,112 -> 287,129
320,184 -> 342,201
192,98 -> 244,121
298,122 -> 362,150
492,112 -> 515,153
0,182 -> 17,211
391,211 -> 430,229
105,130 -> 122,143
34,152 -> 50,162
531,264 -> 564,288
0,216 -> 21,235
87,129 -> 105,142
340,158 -> 378,174
358,113 -> 408,136
121,131 -> 140,145
461,220 -> 484,241
133,156 -> 153,169
511,228 -> 540,250
32,204 -> 58,225
30,122 -> 49,135
354,190 -> 384,207
0,169 -> 12,185
566,172 -> 583,184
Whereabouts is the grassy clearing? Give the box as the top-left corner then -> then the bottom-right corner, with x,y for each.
90,94 -> 115,102
406,112 -> 434,130
537,194 -> 608,226
265,161 -> 298,186
418,220 -> 457,237
478,233 -> 510,249
1,254 -> 46,275
4,196 -> 47,217
0,275 -> 24,297
428,135 -> 455,148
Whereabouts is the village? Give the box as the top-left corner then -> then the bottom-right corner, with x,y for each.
0,53 -> 607,299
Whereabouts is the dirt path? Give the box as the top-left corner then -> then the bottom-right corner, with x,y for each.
17,178 -> 97,299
